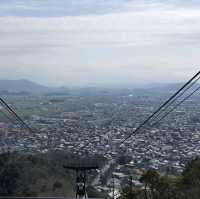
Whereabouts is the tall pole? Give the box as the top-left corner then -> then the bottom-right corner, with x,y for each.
129,176 -> 133,190
112,174 -> 115,199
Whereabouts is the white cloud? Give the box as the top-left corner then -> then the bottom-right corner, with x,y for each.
1,0 -> 200,17
0,7 -> 200,87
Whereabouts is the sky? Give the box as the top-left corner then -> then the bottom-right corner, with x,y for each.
0,0 -> 200,87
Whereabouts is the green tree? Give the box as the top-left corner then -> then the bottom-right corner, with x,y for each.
140,169 -> 159,199
0,162 -> 20,195
182,158 -> 200,187
121,187 -> 142,199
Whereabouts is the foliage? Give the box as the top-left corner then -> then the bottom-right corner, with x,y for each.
121,187 -> 144,199
0,152 -> 73,196
0,151 -> 107,197
122,157 -> 200,199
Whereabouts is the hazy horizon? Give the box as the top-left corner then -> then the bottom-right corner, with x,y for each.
0,1 -> 200,87
0,78 -> 192,90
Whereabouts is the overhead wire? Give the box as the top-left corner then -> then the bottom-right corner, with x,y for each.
151,84 -> 200,126
148,75 -> 200,125
68,70 -> 200,188
76,71 -> 200,157
0,98 -> 34,133
0,108 -> 16,124
118,70 -> 200,145
71,70 -> 200,159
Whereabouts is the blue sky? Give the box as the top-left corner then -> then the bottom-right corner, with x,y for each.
0,0 -> 136,17
1,0 -> 200,17
0,1 -> 200,87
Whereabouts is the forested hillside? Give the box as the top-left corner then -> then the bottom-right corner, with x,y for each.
121,158 -> 200,199
0,151 -> 107,197
0,152 -> 75,196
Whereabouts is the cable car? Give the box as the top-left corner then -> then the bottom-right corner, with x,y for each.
64,165 -> 99,198
76,172 -> 86,198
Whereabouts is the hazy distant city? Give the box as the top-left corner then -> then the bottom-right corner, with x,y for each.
1,0 -> 200,198
0,79 -> 200,195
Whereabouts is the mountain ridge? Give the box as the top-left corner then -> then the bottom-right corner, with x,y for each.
0,79 -> 197,94
0,79 -> 60,93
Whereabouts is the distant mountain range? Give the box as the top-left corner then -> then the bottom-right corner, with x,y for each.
0,79 -> 195,95
0,79 -> 64,94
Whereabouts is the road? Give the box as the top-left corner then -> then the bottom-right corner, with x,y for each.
91,159 -> 115,186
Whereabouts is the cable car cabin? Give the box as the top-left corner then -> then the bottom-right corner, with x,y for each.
76,182 -> 86,198
64,165 -> 99,198
76,172 -> 86,198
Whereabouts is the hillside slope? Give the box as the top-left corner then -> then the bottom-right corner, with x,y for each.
0,79 -> 52,93
0,152 -> 74,197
